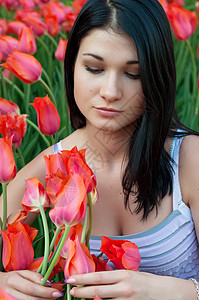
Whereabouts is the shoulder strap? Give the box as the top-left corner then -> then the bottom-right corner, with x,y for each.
52,141 -> 63,154
171,135 -> 193,220
171,136 -> 183,210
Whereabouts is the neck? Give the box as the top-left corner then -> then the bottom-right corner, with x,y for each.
82,122 -> 135,163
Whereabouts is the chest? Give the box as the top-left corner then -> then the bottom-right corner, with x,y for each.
91,169 -> 173,237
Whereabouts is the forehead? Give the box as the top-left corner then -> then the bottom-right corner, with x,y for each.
77,28 -> 138,60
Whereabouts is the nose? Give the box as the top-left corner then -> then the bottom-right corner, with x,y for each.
100,72 -> 122,102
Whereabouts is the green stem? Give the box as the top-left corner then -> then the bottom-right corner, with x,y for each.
45,32 -> 58,48
81,205 -> 89,244
67,283 -> 71,300
0,76 -> 25,100
38,78 -> 57,107
49,227 -> 61,253
41,225 -> 70,285
185,39 -> 197,100
85,193 -> 93,249
2,183 -> 7,231
24,84 -> 31,114
16,147 -> 25,168
39,205 -> 49,276
42,68 -> 53,91
26,118 -> 50,147
50,135 -> 55,145
0,71 -> 8,99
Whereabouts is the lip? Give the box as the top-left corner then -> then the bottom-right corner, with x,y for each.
94,106 -> 122,117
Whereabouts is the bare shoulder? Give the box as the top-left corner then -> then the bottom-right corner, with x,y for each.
61,128 -> 87,150
179,134 -> 199,206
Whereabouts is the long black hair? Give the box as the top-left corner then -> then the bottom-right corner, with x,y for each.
64,0 -> 198,219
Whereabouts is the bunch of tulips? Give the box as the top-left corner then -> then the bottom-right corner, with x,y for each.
0,0 -> 198,298
0,138 -> 141,299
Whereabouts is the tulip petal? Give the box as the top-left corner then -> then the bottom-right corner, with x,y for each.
122,242 -> 141,270
0,49 -> 42,84
1,231 -> 11,270
0,137 -> 16,183
10,231 -> 34,270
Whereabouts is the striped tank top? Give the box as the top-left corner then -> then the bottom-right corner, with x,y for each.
53,136 -> 199,280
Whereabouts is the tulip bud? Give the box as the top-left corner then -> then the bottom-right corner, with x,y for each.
0,49 -> 42,84
0,136 -> 17,183
31,95 -> 60,135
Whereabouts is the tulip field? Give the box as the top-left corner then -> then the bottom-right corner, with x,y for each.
0,0 -> 198,171
0,0 -> 199,298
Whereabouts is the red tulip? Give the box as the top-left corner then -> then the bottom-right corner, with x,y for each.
59,224 -> 83,258
0,35 -> 19,52
0,98 -> 20,115
44,152 -> 67,178
41,0 -> 67,24
7,20 -> 27,36
0,36 -> 18,62
64,235 -> 95,278
45,170 -> 66,204
15,9 -> 41,20
92,254 -> 113,272
168,0 -> 184,5
45,14 -> 61,37
21,177 -> 51,212
0,50 -> 3,63
72,0 -> 87,13
0,37 -> 11,62
158,0 -> 168,12
0,112 -> 28,148
55,38 -> 67,61
2,69 -> 11,81
0,287 -> 16,299
167,3 -> 197,40
15,11 -> 47,36
0,19 -> 8,35
0,136 -> 16,183
18,0 -> 36,9
18,27 -> 37,54
31,95 -> 60,135
49,173 -> 87,227
65,11 -> 78,29
100,236 -> 140,271
1,222 -> 38,271
62,146 -> 97,193
4,0 -> 19,10
0,49 -> 42,84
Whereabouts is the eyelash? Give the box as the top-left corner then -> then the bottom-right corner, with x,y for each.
85,66 -> 140,79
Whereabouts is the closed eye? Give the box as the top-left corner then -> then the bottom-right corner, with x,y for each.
125,72 -> 140,80
85,66 -> 103,74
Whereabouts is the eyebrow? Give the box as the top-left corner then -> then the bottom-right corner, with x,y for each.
83,53 -> 139,64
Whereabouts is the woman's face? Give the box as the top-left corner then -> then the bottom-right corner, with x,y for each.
74,28 -> 144,133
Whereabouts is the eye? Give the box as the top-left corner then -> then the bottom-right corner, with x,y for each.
125,72 -> 141,80
85,65 -> 103,74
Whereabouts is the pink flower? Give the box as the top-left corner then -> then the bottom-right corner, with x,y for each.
21,177 -> 51,212
0,112 -> 28,148
18,27 -> 37,54
0,98 -> 20,115
0,136 -> 16,183
31,95 -> 60,135
100,236 -> 140,271
49,174 -> 87,227
167,3 -> 197,40
64,235 -> 95,278
55,38 -> 67,61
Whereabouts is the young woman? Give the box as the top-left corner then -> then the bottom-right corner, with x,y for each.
0,0 -> 199,299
